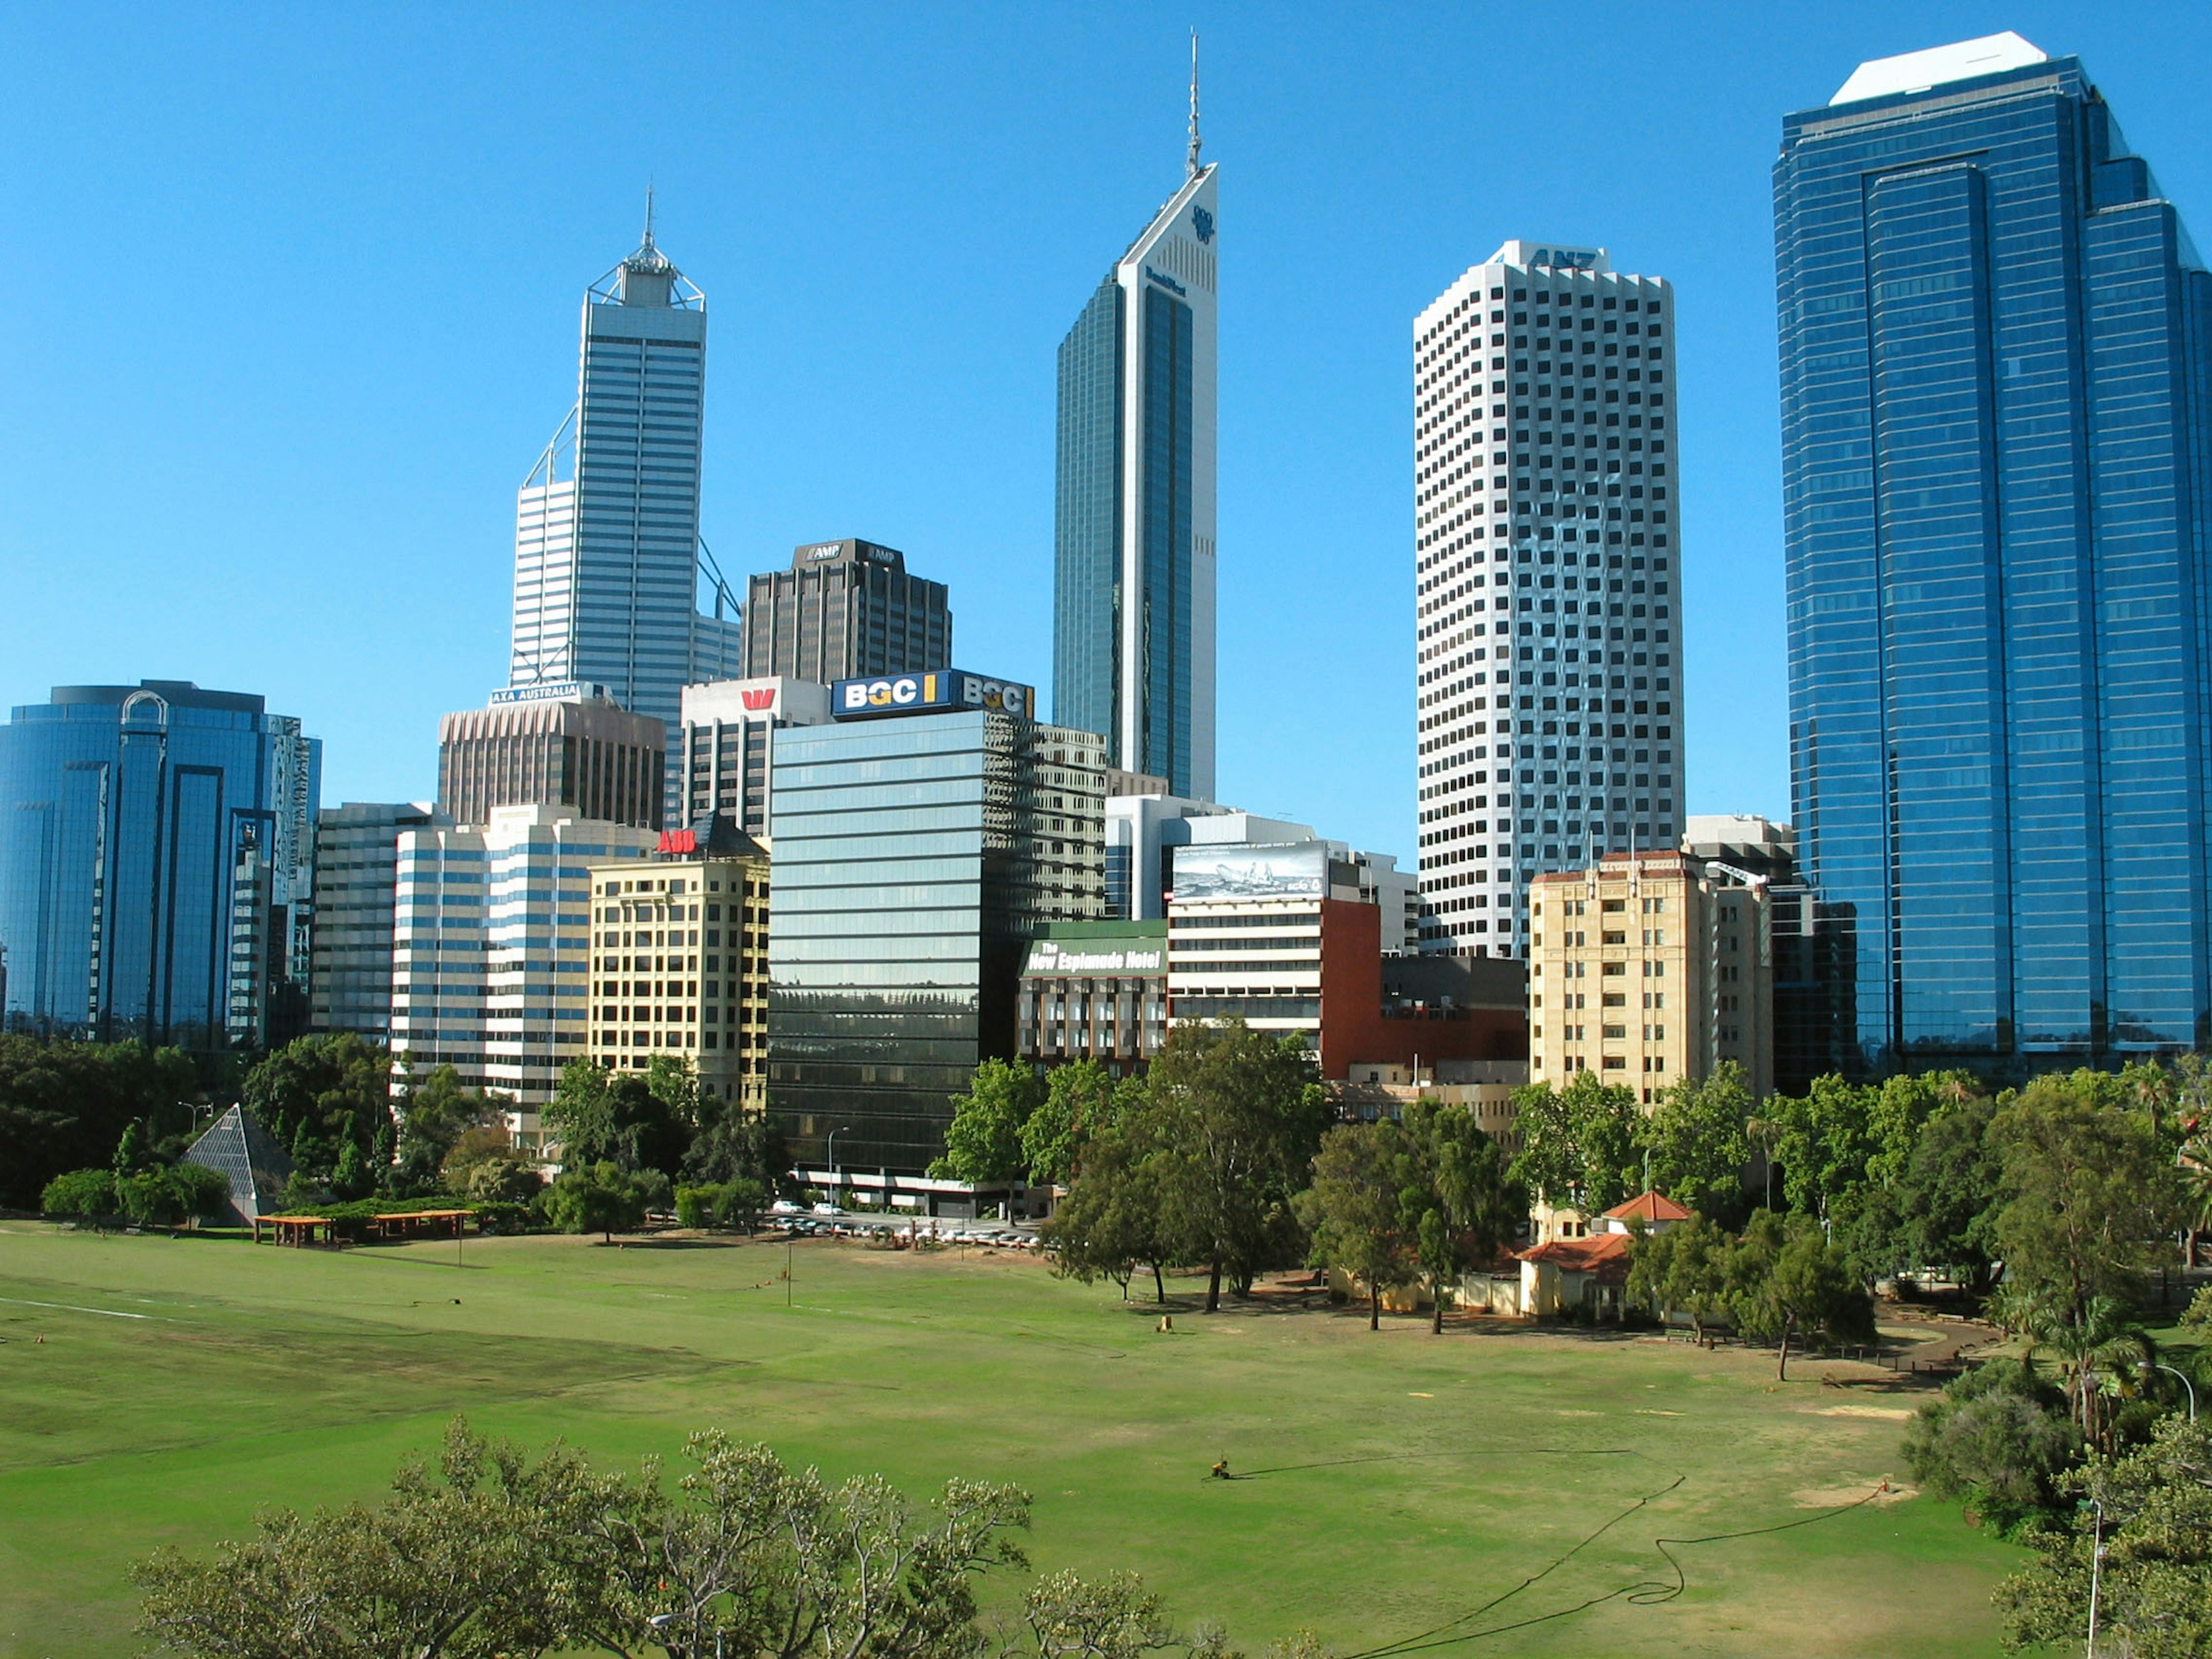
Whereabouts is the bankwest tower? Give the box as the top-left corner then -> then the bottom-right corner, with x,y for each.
1052,58 -> 1219,801
1412,241 -> 1684,959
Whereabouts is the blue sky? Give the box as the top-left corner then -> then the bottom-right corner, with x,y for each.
4,3 -> 2209,862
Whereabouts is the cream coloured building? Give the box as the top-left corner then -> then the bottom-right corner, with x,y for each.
1527,849 -> 1771,1105
586,822 -> 771,1111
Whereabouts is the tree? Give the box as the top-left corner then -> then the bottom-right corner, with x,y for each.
166,1161 -> 234,1226
112,1120 -> 147,1176
543,1060 -> 688,1177
1145,1021 -> 1327,1312
1022,1060 -> 1115,1187
931,1059 -> 1046,1184
1296,1123 -> 1412,1330
391,1063 -> 509,1195
1046,1111 -> 1180,1303
0,1036 -> 202,1208
1626,1212 -> 1732,1346
135,1416 -> 623,1659
543,1162 -> 649,1243
242,1033 -> 393,1183
1726,1211 -> 1873,1380
1395,1100 -> 1520,1334
1508,1071 -> 1639,1218
1901,1359 -> 2080,1534
40,1168 -> 118,1218
1997,1416 -> 2212,1659
681,1097 -> 788,1192
442,1125 -> 540,1203
1638,1063 -> 1751,1220
1988,1075 -> 2180,1319
1883,1090 -> 2003,1291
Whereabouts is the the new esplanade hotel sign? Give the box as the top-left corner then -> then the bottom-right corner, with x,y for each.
830,669 -> 1036,721
1021,938 -> 1169,977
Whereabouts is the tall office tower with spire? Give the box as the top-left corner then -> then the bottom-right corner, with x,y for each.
1053,43 -> 1218,801
1412,242 -> 1682,959
508,204 -> 743,733
1778,35 -> 2212,1072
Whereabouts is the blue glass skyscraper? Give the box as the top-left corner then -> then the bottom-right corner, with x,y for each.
1776,33 -> 2212,1070
1054,76 -> 1218,800
0,681 -> 321,1050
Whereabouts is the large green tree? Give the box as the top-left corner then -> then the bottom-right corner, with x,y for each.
1997,1416 -> 2212,1659
1020,1060 -> 1116,1187
242,1034 -> 393,1183
1508,1071 -> 1639,1217
1296,1122 -> 1413,1331
1626,1211 -> 1733,1346
543,1060 -> 690,1177
1144,1020 -> 1327,1312
1044,1107 -> 1181,1304
391,1063 -> 512,1194
1395,1100 -> 1520,1334
1725,1211 -> 1874,1380
1638,1062 -> 1752,1220
930,1059 -> 1046,1184
0,1036 -> 200,1207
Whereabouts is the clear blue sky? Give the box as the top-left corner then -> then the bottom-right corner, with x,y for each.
5,3 -> 2208,862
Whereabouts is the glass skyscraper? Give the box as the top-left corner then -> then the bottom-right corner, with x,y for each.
767,706 -> 1105,1173
1053,145 -> 1218,801
1776,33 -> 2212,1069
0,681 -> 320,1050
508,216 -> 743,734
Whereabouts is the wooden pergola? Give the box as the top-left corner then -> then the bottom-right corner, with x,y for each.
253,1214 -> 337,1248
366,1209 -> 472,1242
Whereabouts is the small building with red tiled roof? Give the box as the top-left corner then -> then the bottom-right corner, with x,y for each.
1599,1191 -> 1691,1234
1514,1230 -> 1631,1320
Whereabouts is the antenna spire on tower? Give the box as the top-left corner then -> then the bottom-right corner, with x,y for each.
643,184 -> 657,249
1187,29 -> 1202,180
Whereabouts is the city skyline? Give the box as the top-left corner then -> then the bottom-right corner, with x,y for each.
7,8 -> 2212,869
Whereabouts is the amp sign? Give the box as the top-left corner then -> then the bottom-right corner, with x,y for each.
831,669 -> 1035,722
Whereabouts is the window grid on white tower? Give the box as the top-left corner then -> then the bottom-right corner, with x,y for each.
1409,244 -> 1683,960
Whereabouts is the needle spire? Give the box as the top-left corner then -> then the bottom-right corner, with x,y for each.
1187,31 -> 1202,180
643,183 -> 657,249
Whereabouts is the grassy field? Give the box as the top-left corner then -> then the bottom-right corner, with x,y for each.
0,1220 -> 2025,1658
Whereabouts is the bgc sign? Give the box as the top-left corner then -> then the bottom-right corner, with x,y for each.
832,669 -> 1035,722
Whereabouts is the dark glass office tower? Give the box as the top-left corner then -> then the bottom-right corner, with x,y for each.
0,681 -> 320,1050
1776,33 -> 2212,1071
766,706 -> 1105,1173
1053,153 -> 1218,800
738,540 -> 950,684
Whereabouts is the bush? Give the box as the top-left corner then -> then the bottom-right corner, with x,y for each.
1903,1359 -> 2080,1533
40,1168 -> 118,1217
717,1177 -> 768,1234
675,1184 -> 725,1229
543,1163 -> 650,1241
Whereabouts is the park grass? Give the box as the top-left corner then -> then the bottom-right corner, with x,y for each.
0,1221 -> 2024,1658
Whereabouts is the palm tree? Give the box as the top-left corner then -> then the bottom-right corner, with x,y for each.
2179,1132 -> 2211,1270
2042,1296 -> 2155,1451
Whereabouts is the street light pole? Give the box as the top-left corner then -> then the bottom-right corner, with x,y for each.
2143,1361 -> 2199,1422
827,1126 -> 854,1207
2086,1496 -> 2105,1659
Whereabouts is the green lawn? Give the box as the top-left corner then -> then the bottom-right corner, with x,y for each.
0,1221 -> 2024,1657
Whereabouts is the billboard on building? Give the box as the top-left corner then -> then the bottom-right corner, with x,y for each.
1171,843 -> 1328,902
831,669 -> 1035,722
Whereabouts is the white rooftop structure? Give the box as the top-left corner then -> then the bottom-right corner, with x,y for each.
1830,32 -> 2048,107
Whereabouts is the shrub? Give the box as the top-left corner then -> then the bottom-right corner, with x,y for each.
40,1168 -> 118,1217
716,1176 -> 768,1234
1903,1359 -> 2080,1533
675,1184 -> 725,1229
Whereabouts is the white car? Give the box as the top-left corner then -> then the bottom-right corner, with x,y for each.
770,1199 -> 801,1215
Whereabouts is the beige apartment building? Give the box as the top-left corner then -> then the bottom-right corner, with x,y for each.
586,821 -> 771,1111
1527,849 -> 1772,1105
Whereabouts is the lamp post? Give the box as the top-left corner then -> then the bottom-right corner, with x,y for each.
2142,1360 -> 2199,1422
826,1126 -> 854,1209
2086,1496 -> 2105,1658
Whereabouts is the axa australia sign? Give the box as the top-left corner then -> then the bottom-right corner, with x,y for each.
831,669 -> 1036,722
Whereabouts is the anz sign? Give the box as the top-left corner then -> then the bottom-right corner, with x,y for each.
1531,248 -> 1599,271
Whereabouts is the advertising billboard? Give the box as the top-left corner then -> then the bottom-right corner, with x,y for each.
830,669 -> 1036,722
1171,843 -> 1328,902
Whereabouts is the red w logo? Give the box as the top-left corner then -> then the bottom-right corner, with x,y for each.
740,688 -> 777,711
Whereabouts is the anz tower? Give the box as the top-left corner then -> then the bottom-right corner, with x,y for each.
1054,55 -> 1218,801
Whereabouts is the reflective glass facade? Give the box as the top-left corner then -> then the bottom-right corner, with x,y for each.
1777,54 -> 2212,1069
1050,165 -> 1218,800
767,711 -> 1105,1172
0,681 -> 320,1050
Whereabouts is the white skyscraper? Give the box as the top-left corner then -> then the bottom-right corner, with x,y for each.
1052,50 -> 1218,801
1412,241 -> 1683,957
509,210 -> 742,734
